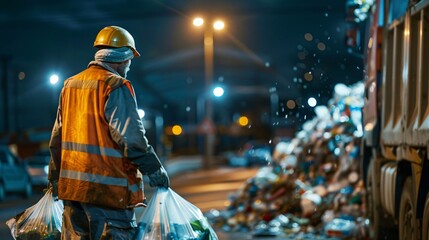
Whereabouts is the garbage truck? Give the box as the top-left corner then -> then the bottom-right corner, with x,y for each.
361,0 -> 429,239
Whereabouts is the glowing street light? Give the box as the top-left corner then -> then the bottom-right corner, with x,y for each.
193,16 -> 226,169
213,20 -> 225,30
213,86 -> 224,97
50,74 -> 59,85
193,17 -> 225,31
193,17 -> 204,27
49,73 -> 61,120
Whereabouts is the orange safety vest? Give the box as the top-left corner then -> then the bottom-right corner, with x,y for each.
58,65 -> 144,209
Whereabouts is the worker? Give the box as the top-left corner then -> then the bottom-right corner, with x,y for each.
47,25 -> 170,239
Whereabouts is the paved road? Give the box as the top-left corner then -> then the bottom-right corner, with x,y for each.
0,165 -> 333,239
139,167 -> 310,240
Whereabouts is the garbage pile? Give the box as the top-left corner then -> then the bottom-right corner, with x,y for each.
206,82 -> 369,239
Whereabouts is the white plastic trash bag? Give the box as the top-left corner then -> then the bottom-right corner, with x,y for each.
6,188 -> 63,240
135,187 -> 218,240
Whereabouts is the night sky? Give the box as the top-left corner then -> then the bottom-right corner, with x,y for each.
0,0 -> 365,150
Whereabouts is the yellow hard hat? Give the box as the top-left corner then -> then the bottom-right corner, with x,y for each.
94,26 -> 140,57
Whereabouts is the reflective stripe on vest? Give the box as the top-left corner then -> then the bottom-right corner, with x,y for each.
60,169 -> 128,187
62,142 -> 122,158
129,184 -> 140,193
61,141 -> 140,192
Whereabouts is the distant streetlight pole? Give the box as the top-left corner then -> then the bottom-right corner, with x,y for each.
193,17 -> 225,169
49,74 -> 60,121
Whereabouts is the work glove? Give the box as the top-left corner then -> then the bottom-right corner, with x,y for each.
148,166 -> 170,188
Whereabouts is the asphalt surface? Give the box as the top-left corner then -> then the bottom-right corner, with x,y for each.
0,156 -> 337,240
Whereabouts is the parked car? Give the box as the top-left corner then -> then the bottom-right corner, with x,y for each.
227,141 -> 272,167
0,145 -> 32,201
25,149 -> 50,186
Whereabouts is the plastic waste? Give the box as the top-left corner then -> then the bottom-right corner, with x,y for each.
324,218 -> 357,238
135,188 -> 218,240
6,188 -> 63,240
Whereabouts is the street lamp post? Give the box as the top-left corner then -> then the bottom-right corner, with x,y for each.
49,74 -> 60,121
193,17 -> 224,169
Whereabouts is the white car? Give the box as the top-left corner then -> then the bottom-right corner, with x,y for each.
0,146 -> 32,201
25,150 -> 50,186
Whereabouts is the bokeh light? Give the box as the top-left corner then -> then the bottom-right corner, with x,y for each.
193,17 -> 204,27
317,42 -> 326,51
49,74 -> 59,85
172,125 -> 183,135
308,97 -> 317,107
213,20 -> 225,30
18,72 -> 25,80
286,100 -> 296,109
213,87 -> 224,97
304,33 -> 313,41
304,72 -> 313,81
238,116 -> 249,126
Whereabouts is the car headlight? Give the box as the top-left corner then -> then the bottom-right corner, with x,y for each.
44,165 -> 49,175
